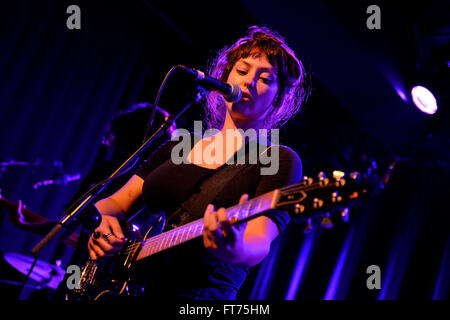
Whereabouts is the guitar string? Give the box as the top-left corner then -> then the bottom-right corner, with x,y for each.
124,220 -> 203,256
127,201 -> 255,257
124,183 -> 335,256
126,184 -> 348,258
127,196 -> 266,257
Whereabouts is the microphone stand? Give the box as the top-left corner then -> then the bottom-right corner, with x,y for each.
23,88 -> 205,298
31,89 -> 205,257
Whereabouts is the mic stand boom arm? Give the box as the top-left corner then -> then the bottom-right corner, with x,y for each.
30,89 -> 205,257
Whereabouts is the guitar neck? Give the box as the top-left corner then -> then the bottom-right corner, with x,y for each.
136,190 -> 280,261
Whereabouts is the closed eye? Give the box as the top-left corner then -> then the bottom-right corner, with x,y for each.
261,77 -> 272,84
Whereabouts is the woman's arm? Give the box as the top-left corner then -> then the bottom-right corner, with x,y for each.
94,174 -> 144,219
88,174 -> 144,260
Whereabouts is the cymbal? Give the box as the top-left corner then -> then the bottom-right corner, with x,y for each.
0,279 -> 42,289
3,252 -> 65,289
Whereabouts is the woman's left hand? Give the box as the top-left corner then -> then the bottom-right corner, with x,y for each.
203,194 -> 249,264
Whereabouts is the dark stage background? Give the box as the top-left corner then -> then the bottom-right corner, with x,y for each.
0,0 -> 448,300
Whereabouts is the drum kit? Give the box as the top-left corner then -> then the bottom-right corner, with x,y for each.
0,188 -> 67,294
0,252 -> 66,291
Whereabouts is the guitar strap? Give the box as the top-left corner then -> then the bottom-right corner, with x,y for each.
165,162 -> 248,229
165,140 -> 269,229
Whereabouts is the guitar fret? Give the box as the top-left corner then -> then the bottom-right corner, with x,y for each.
141,243 -> 148,258
157,234 -> 164,252
166,232 -> 173,248
151,239 -> 159,254
171,228 -> 178,246
148,240 -> 155,255
169,230 -> 176,247
161,233 -> 168,250
165,232 -> 172,249
176,227 -> 183,245
180,228 -> 186,243
197,221 -> 203,235
156,236 -> 163,253
187,224 -> 193,240
255,198 -> 263,213
165,233 -> 171,247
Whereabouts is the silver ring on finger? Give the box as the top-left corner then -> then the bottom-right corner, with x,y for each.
102,232 -> 113,242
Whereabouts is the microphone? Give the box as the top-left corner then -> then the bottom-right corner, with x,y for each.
178,66 -> 242,102
33,172 -> 82,189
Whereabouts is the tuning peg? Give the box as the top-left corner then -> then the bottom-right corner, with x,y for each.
331,191 -> 342,203
317,172 -> 329,185
302,176 -> 313,185
340,207 -> 350,223
303,218 -> 313,234
332,170 -> 346,186
332,170 -> 345,180
294,203 -> 305,214
320,213 -> 334,229
313,198 -> 324,209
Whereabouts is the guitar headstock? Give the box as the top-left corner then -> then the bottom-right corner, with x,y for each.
276,162 -> 394,232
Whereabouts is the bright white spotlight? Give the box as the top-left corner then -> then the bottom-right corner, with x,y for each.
411,85 -> 438,115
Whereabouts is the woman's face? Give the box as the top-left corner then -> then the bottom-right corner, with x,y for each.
225,52 -> 279,126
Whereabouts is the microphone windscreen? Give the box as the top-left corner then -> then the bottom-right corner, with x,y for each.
226,84 -> 242,102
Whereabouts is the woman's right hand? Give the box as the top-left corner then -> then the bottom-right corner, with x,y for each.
87,214 -> 128,260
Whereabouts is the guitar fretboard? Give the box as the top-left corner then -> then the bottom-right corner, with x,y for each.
136,190 -> 278,261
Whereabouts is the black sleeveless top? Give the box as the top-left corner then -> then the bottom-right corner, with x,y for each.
134,134 -> 302,299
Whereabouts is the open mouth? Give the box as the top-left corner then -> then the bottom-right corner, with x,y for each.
240,92 -> 252,101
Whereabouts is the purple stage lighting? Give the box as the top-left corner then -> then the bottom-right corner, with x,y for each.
395,88 -> 408,102
411,85 -> 438,115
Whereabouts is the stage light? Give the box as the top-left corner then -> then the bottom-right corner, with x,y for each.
411,85 -> 438,115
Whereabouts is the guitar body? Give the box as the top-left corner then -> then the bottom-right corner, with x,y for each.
71,250 -> 141,300
68,215 -> 164,300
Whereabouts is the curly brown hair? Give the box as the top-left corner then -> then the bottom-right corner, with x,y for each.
204,25 -> 310,130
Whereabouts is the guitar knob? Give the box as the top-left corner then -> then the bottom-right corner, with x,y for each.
340,207 -> 350,223
320,213 -> 334,229
303,218 -> 313,234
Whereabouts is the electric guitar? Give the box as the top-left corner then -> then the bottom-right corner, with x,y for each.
69,165 -> 394,300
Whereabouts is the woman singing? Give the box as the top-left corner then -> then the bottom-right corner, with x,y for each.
87,25 -> 310,299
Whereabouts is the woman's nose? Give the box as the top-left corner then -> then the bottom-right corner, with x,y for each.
243,74 -> 256,88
